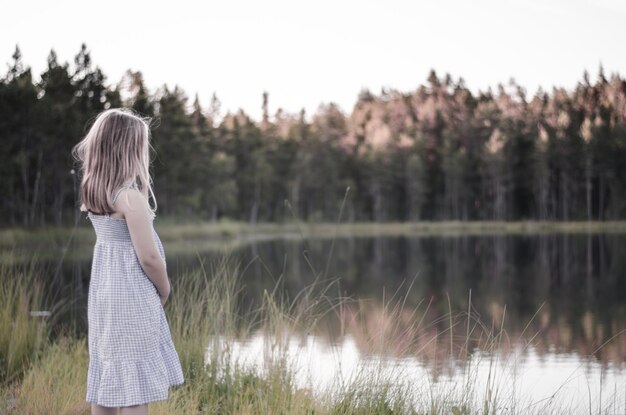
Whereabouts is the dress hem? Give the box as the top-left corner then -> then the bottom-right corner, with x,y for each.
86,380 -> 184,407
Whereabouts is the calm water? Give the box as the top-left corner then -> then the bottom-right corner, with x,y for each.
26,232 -> 626,411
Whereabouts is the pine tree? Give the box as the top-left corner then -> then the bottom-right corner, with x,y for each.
38,49 -> 79,224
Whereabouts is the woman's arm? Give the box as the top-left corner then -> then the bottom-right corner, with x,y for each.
116,189 -> 170,304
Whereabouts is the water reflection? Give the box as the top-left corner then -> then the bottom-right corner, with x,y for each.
206,331 -> 626,413
24,232 -> 626,369
184,233 -> 625,366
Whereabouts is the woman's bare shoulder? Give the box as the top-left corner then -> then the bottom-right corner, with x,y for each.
114,187 -> 151,217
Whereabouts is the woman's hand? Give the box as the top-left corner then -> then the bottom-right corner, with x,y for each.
159,282 -> 171,306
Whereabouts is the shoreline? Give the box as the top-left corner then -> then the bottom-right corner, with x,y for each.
0,217 -> 626,242
2,219 -> 626,263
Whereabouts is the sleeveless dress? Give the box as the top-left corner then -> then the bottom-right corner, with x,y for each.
85,181 -> 184,407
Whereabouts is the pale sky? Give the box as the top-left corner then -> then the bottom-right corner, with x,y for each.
1,0 -> 624,121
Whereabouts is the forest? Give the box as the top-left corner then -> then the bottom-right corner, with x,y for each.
1,44 -> 625,227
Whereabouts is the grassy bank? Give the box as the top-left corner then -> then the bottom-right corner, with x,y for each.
2,219 -> 626,264
2,250 -> 618,414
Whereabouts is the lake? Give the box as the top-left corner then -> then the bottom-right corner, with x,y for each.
13,229 -> 626,412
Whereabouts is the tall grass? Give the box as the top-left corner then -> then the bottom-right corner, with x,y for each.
0,249 -> 620,414
157,252 -> 345,414
6,336 -> 89,415
0,256 -> 51,387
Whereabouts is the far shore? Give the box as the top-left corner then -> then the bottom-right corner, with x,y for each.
1,219 -> 626,262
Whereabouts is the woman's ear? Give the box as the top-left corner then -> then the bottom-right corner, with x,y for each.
80,203 -> 87,212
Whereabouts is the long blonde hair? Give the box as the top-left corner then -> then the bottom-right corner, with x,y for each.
72,108 -> 157,215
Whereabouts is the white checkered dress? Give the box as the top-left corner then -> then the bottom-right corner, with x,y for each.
85,182 -> 184,407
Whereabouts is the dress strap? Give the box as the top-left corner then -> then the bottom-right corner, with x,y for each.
112,180 -> 138,205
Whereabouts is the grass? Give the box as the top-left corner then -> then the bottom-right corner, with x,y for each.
4,336 -> 89,415
1,249 -> 622,414
0,256 -> 52,387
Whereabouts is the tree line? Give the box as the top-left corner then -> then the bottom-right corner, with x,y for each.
1,44 -> 625,226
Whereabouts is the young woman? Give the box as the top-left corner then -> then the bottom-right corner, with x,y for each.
72,108 -> 184,415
